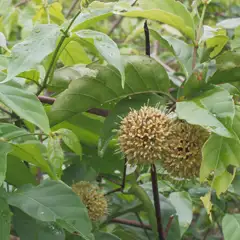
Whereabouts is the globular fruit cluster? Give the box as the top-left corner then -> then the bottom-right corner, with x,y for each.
161,121 -> 209,178
118,106 -> 209,179
118,106 -> 172,165
72,181 -> 108,221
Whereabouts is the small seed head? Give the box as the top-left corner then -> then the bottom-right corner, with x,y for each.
161,121 -> 209,179
118,106 -> 172,165
72,181 -> 108,221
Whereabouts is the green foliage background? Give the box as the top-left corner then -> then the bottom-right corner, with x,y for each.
0,0 -> 240,239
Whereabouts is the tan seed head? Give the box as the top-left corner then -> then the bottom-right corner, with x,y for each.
72,181 -> 108,221
118,106 -> 172,165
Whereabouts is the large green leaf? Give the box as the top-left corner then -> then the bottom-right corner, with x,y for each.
49,56 -> 170,125
47,135 -> 64,178
59,41 -> 91,66
94,232 -> 121,240
7,180 -> 92,239
6,155 -> 37,187
0,81 -> 50,134
75,30 -> 125,86
5,24 -> 60,82
169,192 -> 192,236
208,51 -> 240,84
0,123 -> 34,142
150,29 -> 193,76
55,128 -> 82,157
200,134 -> 240,181
13,208 -> 65,240
71,8 -> 112,32
10,141 -> 54,178
222,214 -> 240,240
0,142 -> 12,186
121,0 -> 195,40
176,86 -> 235,138
0,198 -> 11,240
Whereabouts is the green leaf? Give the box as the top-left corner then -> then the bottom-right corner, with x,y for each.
7,180 -> 92,239
0,123 -> 34,142
169,192 -> 192,236
206,35 -> 229,58
94,232 -> 121,240
128,184 -> 158,238
11,141 -> 54,178
200,134 -> 240,181
212,170 -> 235,197
232,173 -> 240,195
231,26 -> 240,50
56,128 -> 82,157
209,51 -> 240,84
222,214 -> 240,240
0,81 -> 50,134
49,56 -> 170,125
176,86 -> 235,138
59,41 -> 91,66
48,135 -> 64,177
0,198 -> 11,240
75,30 -> 125,86
150,30 -> 193,76
5,24 -> 60,82
13,207 -> 65,240
6,155 -> 37,187
71,9 -> 112,32
0,142 -> 11,186
122,0 -> 195,40
217,18 -> 240,29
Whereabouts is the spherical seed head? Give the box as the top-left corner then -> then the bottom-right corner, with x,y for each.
161,121 -> 209,179
118,106 -> 172,165
72,181 -> 108,222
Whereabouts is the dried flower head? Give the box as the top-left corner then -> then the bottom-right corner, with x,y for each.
161,121 -> 209,179
72,181 -> 108,221
118,106 -> 172,165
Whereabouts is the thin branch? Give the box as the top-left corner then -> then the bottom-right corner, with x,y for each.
38,96 -> 109,117
104,158 -> 127,195
108,0 -> 138,35
36,8 -> 82,95
164,215 -> 174,238
0,106 -> 13,116
66,0 -> 79,18
144,21 -> 150,57
136,213 -> 151,240
151,164 -> 165,240
111,218 -> 152,230
14,0 -> 29,7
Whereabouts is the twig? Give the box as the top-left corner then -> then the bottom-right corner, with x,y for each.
36,8 -> 82,95
104,158 -> 127,195
108,0 -> 138,35
14,0 -> 29,7
136,213 -> 151,240
192,3 -> 207,70
151,164 -> 165,240
144,21 -> 150,57
0,106 -> 13,116
111,218 -> 152,230
164,215 -> 174,238
66,0 -> 79,18
38,96 -> 109,117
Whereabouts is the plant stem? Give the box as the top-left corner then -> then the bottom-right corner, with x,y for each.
151,164 -> 165,240
111,218 -> 152,230
192,3 -> 207,70
36,8 -> 82,95
7,133 -> 48,142
136,213 -> 151,240
144,21 -> 150,57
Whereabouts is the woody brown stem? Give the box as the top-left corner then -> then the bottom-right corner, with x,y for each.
151,164 -> 165,240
